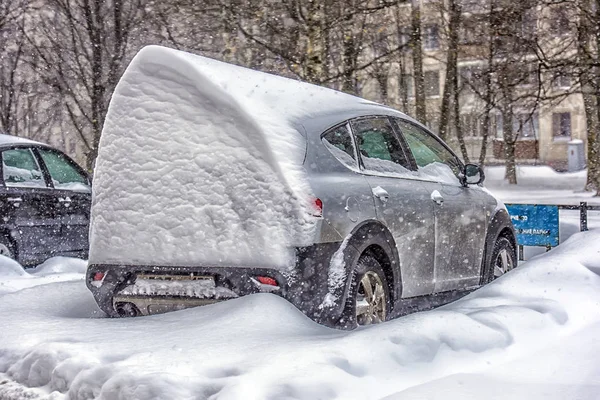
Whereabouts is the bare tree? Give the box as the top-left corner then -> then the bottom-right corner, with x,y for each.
411,0 -> 427,123
0,0 -> 30,135
574,0 -> 600,194
27,0 -> 145,170
438,0 -> 461,142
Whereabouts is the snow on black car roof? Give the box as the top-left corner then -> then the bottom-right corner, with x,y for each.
0,134 -> 45,147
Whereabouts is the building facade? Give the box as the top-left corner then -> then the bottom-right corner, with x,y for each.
362,0 -> 587,169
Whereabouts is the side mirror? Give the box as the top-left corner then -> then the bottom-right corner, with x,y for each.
463,163 -> 485,185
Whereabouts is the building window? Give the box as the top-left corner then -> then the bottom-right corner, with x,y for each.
462,114 -> 481,137
552,112 -> 571,139
519,64 -> 539,87
520,9 -> 537,37
423,24 -> 439,50
460,0 -> 487,14
424,70 -> 440,97
553,72 -> 570,89
458,65 -> 483,93
551,6 -> 570,36
399,26 -> 411,52
513,113 -> 539,140
493,114 -> 504,139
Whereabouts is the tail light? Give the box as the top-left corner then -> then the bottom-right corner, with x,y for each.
310,197 -> 323,217
89,271 -> 106,288
92,272 -> 105,281
256,276 -> 278,286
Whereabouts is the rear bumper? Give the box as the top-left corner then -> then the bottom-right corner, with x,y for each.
86,242 -> 345,326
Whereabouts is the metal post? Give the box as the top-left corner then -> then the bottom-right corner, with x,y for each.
580,201 -> 588,232
518,245 -> 524,261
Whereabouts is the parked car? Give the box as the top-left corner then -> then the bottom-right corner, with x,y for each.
87,46 -> 516,328
0,134 -> 91,266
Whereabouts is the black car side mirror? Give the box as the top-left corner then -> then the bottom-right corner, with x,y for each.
463,163 -> 485,185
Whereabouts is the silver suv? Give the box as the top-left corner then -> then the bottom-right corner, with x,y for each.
87,47 -> 516,329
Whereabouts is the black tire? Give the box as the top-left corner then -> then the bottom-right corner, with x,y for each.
340,254 -> 391,329
0,236 -> 16,260
483,236 -> 517,284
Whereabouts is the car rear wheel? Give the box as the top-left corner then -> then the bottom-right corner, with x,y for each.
342,254 -> 391,328
489,236 -> 516,280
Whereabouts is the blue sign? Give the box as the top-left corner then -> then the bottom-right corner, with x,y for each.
505,204 -> 559,247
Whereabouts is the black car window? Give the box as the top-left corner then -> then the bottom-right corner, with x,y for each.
395,119 -> 462,184
2,148 -> 47,188
351,117 -> 411,175
38,149 -> 90,192
322,124 -> 358,170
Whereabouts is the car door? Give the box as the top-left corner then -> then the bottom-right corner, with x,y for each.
394,118 -> 486,292
350,116 -> 436,297
0,146 -> 59,265
36,147 -> 91,257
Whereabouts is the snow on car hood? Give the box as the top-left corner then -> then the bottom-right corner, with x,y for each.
89,46 -> 372,269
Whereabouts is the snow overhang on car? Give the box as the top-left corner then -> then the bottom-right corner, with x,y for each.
89,46 -> 378,270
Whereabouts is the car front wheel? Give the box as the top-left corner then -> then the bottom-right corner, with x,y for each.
489,236 -> 517,280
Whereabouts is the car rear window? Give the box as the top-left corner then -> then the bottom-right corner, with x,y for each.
322,124 -> 358,170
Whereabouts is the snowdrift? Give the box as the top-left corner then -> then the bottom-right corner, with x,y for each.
1,230 -> 599,399
89,45 -> 375,269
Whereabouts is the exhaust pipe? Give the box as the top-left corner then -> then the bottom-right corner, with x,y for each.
115,302 -> 140,317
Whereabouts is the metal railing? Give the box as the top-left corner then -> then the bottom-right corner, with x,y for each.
556,201 -> 600,232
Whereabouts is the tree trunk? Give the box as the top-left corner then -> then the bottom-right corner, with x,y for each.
478,5 -> 496,166
305,1 -> 326,84
578,0 -> 600,194
342,31 -> 357,94
589,0 -> 600,195
411,0 -> 426,123
453,67 -> 469,163
438,0 -> 460,142
586,92 -> 600,194
503,110 -> 517,184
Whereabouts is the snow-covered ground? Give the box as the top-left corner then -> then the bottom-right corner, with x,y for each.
0,166 -> 599,400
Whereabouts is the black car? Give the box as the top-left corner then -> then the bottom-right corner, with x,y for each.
0,134 -> 91,266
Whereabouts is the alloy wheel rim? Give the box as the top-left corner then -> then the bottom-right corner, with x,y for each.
355,271 -> 386,325
494,248 -> 513,278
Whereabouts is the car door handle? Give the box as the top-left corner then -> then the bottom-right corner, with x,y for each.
372,186 -> 390,203
58,197 -> 72,207
431,190 -> 444,205
7,197 -> 22,207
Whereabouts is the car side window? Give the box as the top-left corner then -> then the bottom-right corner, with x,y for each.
351,117 -> 411,175
322,124 -> 358,170
395,119 -> 462,184
38,149 -> 91,192
2,148 -> 47,188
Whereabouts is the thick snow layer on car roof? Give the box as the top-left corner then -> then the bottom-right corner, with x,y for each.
90,46 -> 375,268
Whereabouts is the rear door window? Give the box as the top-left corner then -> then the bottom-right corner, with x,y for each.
351,117 -> 412,175
2,148 -> 47,188
322,124 -> 358,170
37,149 -> 90,192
